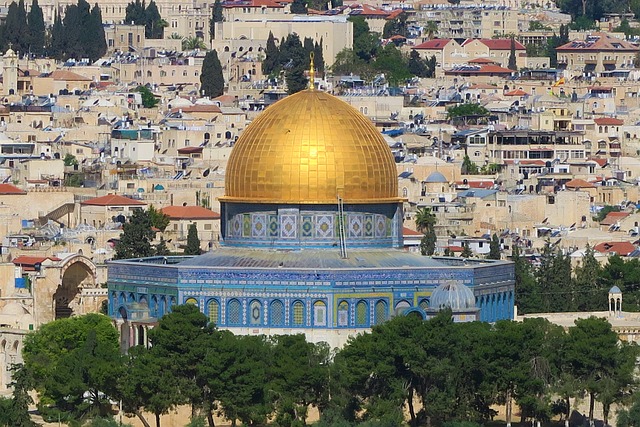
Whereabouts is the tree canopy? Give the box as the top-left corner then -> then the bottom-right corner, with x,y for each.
200,49 -> 224,98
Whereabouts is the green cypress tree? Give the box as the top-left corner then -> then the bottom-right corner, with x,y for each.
49,11 -> 65,59
460,242 -> 473,258
88,3 -> 107,62
200,49 -> 224,98
5,0 -> 29,54
313,38 -> 324,74
280,33 -> 307,94
125,0 -> 145,25
408,50 -> 428,77
209,0 -> 223,40
155,236 -> 171,256
488,234 -> 501,260
508,36 -> 517,71
262,31 -> 279,76
184,223 -> 202,255
27,0 -> 45,55
145,0 -> 164,39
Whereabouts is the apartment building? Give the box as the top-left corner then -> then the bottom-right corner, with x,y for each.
415,5 -> 518,40
556,32 -> 639,77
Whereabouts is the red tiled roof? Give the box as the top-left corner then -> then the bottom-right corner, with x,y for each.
50,70 -> 92,81
446,245 -> 464,252
594,241 -> 636,256
504,89 -> 529,96
160,205 -> 221,220
402,226 -> 422,236
594,117 -> 624,125
413,39 -> 455,49
386,9 -> 403,19
13,255 -> 60,265
81,194 -> 146,206
600,211 -> 630,226
565,178 -> 596,189
0,183 -> 26,194
462,38 -> 525,50
557,33 -> 639,51
588,157 -> 608,167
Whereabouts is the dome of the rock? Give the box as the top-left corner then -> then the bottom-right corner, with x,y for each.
221,90 -> 399,204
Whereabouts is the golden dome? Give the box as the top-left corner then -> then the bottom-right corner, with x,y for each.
221,90 -> 400,204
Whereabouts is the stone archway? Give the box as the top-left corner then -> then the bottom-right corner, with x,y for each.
53,257 -> 96,319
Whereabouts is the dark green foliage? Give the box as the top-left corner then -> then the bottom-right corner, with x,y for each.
535,241 -> 571,312
546,24 -> 569,68
0,365 -> 38,426
184,223 -> 202,255
136,85 -> 158,108
280,33 -> 308,94
488,234 -> 501,260
290,0 -> 307,14
415,207 -> 436,256
200,49 -> 224,98
49,11 -> 65,60
262,31 -> 279,76
382,12 -> 407,38
349,16 -> 379,62
144,1 -> 164,39
447,103 -> 489,119
512,245 -> 540,314
147,205 -> 169,231
124,0 -> 145,25
209,0 -> 223,39
22,314 -> 121,421
155,236 -> 170,256
27,0 -> 45,55
373,44 -> 410,86
508,36 -> 517,71
461,154 -> 479,174
313,39 -> 325,73
407,50 -> 429,77
572,245 -> 604,311
63,153 -> 78,166
51,0 -> 106,62
460,242 -> 472,258
114,208 -> 156,259
5,0 -> 28,53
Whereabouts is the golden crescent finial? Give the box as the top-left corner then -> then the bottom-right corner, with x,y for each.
309,52 -> 315,90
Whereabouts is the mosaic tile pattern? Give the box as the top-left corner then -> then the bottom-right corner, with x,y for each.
252,214 -> 267,238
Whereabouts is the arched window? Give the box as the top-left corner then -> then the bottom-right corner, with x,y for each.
128,293 -> 135,303
394,300 -> 410,316
355,301 -> 368,326
228,299 -> 242,325
249,299 -> 262,325
292,301 -> 304,326
159,296 -> 167,317
313,301 -> 326,326
185,297 -> 198,305
118,292 -> 125,306
419,298 -> 429,311
208,299 -> 219,325
402,187 -> 408,197
374,300 -> 387,325
151,295 -> 158,317
270,300 -> 284,326
337,301 -> 349,327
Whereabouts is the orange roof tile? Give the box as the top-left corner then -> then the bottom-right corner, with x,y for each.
50,70 -> 92,81
565,178 -> 596,189
413,39 -> 455,49
0,183 -> 26,194
402,226 -> 422,236
600,211 -> 630,226
557,33 -> 639,52
81,194 -> 146,206
594,241 -> 636,256
594,117 -> 624,126
13,255 -> 60,265
504,89 -> 529,96
160,205 -> 221,220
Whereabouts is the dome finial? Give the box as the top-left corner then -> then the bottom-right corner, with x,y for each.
309,52 -> 315,90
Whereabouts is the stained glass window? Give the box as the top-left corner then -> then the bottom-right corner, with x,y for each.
292,301 -> 304,326
419,299 -> 429,311
374,300 -> 387,325
338,301 -> 349,327
228,299 -> 241,325
356,301 -> 367,326
185,297 -> 198,305
271,300 -> 284,326
313,301 -> 326,326
208,300 -> 219,325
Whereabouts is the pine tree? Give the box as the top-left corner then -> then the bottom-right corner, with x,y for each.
115,209 -> 156,259
280,33 -> 307,94
408,50 -> 428,77
508,36 -> 517,71
512,245 -> 539,313
27,0 -> 45,55
262,32 -> 279,76
572,245 -> 604,311
184,223 -> 202,255
200,49 -> 224,98
488,234 -> 501,260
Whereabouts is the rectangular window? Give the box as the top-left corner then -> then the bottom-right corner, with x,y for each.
204,223 -> 212,230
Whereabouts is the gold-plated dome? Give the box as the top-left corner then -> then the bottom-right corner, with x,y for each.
221,90 -> 399,204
